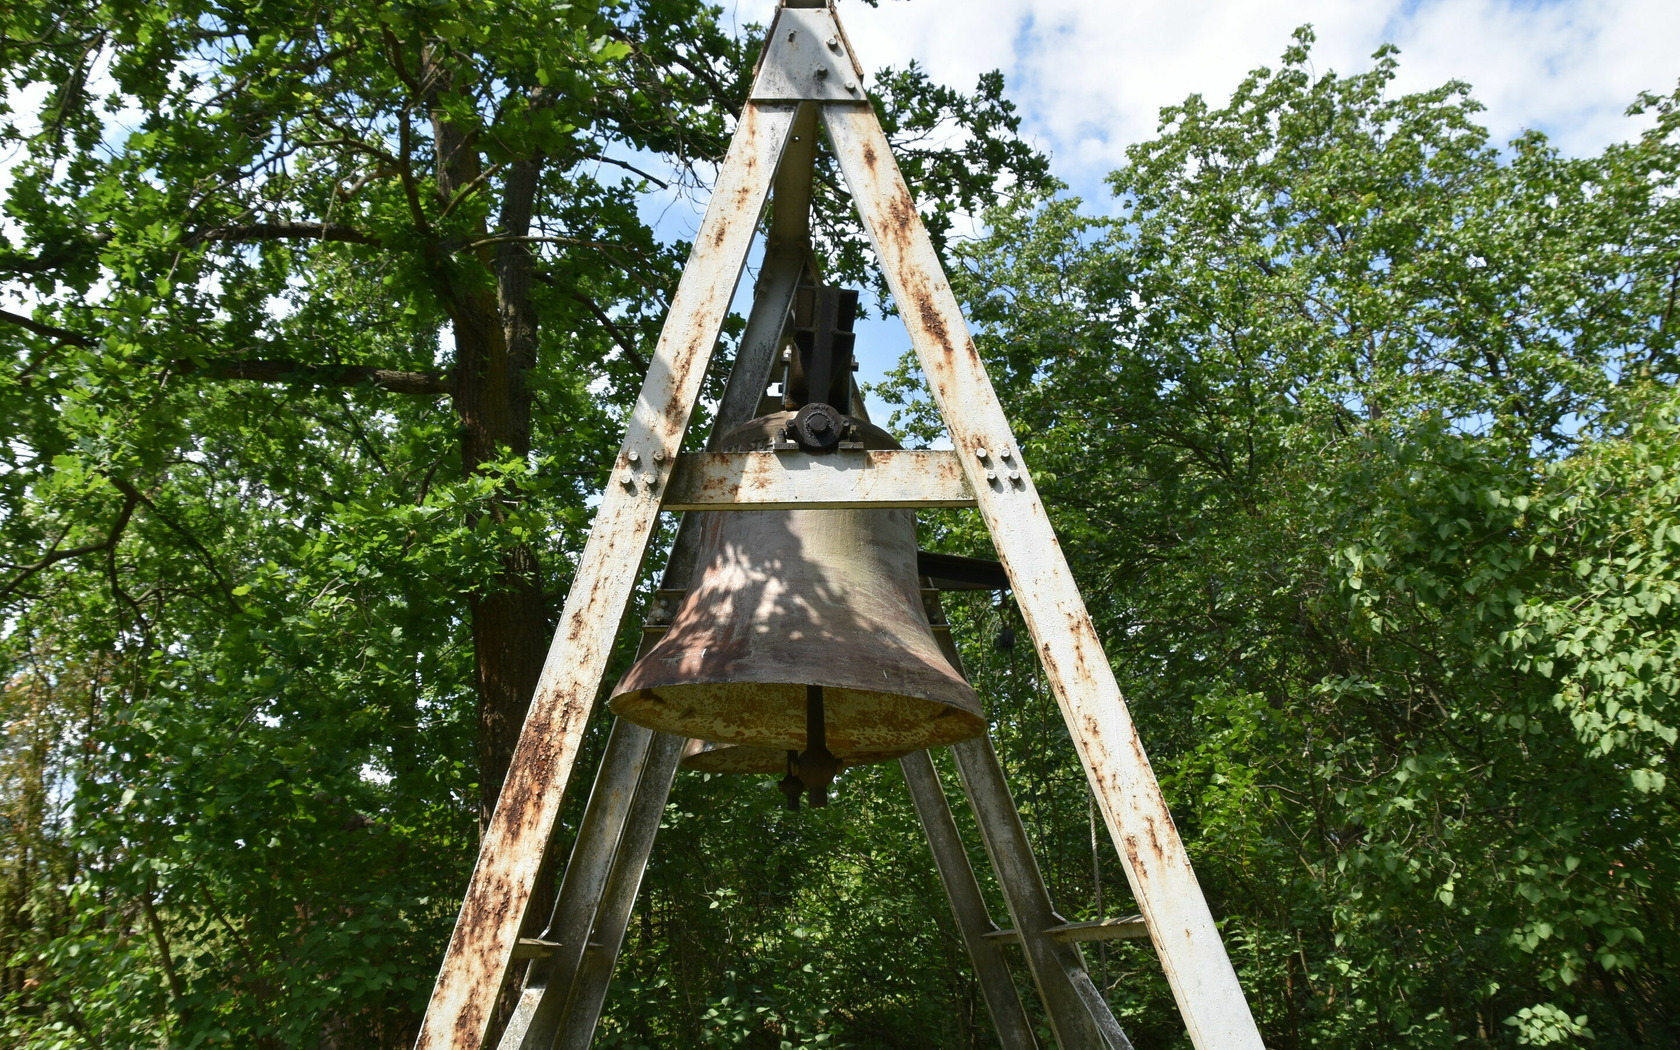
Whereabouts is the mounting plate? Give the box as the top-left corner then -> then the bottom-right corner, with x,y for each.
751,7 -> 866,102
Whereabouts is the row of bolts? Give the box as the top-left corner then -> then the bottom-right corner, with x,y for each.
620,445 -> 1023,486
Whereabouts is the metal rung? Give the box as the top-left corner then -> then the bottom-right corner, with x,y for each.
984,915 -> 1149,946
511,937 -> 603,960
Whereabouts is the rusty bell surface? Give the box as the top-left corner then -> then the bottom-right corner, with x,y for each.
609,411 -> 986,755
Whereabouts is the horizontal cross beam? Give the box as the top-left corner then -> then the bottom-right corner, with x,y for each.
984,916 -> 1150,947
661,449 -> 974,509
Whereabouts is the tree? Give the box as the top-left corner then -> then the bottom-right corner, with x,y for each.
0,1 -> 1048,1044
886,29 -> 1680,1048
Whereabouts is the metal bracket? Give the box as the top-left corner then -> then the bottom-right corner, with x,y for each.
751,7 -> 866,102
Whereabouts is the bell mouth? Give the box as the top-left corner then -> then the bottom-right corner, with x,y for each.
680,739 -> 911,774
612,680 -> 985,754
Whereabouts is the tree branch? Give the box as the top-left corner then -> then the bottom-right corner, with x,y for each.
172,357 -> 455,395
185,222 -> 381,247
0,491 -> 139,604
2,308 -> 450,396
0,232 -> 112,276
565,291 -> 650,373
107,476 -> 244,612
0,307 -> 96,347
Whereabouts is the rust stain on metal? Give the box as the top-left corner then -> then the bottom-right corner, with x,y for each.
416,97 -> 813,1050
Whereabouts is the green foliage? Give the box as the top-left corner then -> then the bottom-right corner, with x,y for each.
885,27 -> 1680,1049
0,2 -> 1050,1045
595,758 -> 1000,1049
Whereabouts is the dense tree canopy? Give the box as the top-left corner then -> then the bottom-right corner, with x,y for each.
3,4 -> 1678,1049
885,28 -> 1680,1048
0,1 -> 1045,1045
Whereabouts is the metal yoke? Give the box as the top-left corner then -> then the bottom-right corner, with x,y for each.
414,4 -> 1267,1049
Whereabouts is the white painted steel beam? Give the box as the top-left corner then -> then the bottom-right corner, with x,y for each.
824,101 -> 1265,1050
926,595 -> 1130,1050
662,449 -> 974,510
413,100 -> 798,1050
513,731 -> 687,1050
900,749 -> 1042,1050
494,717 -> 654,1049
950,724 -> 1129,1050
494,131 -> 825,1048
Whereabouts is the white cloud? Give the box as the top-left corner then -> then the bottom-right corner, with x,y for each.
755,0 -> 1680,198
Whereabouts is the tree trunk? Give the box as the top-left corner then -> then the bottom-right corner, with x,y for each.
423,52 -> 553,835
425,51 -> 557,1044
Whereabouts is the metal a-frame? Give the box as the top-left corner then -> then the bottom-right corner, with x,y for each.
414,4 -> 1266,1048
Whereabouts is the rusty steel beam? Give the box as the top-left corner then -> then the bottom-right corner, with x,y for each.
925,594 -> 1127,1050
494,718 -> 656,1049
717,102 -> 819,439
413,100 -> 798,1050
662,449 -> 974,510
505,729 -> 686,1050
494,143 -> 824,1047
825,102 -> 1263,1050
950,733 -> 1133,1050
550,729 -> 687,1050
985,916 -> 1150,947
900,749 -> 1042,1050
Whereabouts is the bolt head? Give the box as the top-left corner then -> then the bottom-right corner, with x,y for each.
626,450 -> 640,463
975,447 -> 990,460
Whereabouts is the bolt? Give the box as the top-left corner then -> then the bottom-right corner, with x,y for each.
640,473 -> 657,487
626,450 -> 640,463
652,450 -> 666,463
620,471 -> 635,485
984,470 -> 997,482
813,66 -> 829,80
827,35 -> 840,51
1008,470 -> 1022,482
975,447 -> 990,460
844,80 -> 857,93
999,447 -> 1014,459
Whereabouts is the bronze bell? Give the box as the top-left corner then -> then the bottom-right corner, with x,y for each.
609,410 -> 986,802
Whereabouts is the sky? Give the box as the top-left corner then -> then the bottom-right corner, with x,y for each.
778,0 -> 1680,200
711,0 -> 1680,397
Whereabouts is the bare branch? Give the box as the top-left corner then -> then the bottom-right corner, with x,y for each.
578,151 -> 671,190
464,234 -> 641,252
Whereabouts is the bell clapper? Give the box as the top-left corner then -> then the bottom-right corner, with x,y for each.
796,684 -> 841,808
779,751 -> 803,811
